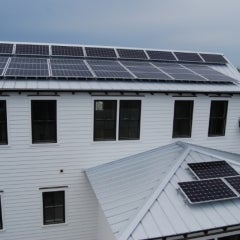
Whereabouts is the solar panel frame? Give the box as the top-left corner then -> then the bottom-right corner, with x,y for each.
117,49 -> 148,60
0,43 -> 13,54
0,56 -> 9,76
85,47 -> 117,58
200,53 -> 228,64
174,52 -> 204,63
178,179 -> 238,204
15,44 -> 49,56
188,161 -> 239,180
51,45 -> 84,57
147,50 -> 176,61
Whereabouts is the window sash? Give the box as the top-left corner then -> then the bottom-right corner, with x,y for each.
43,191 -> 65,225
31,100 -> 57,143
94,100 -> 117,141
119,100 -> 141,140
208,101 -> 228,137
173,101 -> 193,138
0,101 -> 7,145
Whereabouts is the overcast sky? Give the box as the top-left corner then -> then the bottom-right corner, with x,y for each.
1,0 -> 240,66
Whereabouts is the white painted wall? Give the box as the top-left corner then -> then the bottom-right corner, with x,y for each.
0,92 -> 240,240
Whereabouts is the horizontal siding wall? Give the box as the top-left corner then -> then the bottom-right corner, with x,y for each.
0,92 -> 240,240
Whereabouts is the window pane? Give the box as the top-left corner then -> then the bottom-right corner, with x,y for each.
43,191 -> 65,225
0,197 -> 2,230
208,101 -> 228,137
94,100 -> 117,141
32,100 -> 57,143
119,100 -> 141,140
0,101 -> 7,145
173,101 -> 193,138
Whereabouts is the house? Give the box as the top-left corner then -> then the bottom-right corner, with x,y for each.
0,42 -> 240,240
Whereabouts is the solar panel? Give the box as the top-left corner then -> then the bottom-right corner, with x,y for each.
225,176 -> 240,194
117,49 -> 148,59
174,52 -> 203,63
51,45 -> 84,57
51,58 -> 93,78
16,44 -> 49,56
85,47 -> 117,58
5,57 -> 49,77
183,64 -> 236,83
152,62 -> 207,82
0,57 -> 9,75
87,59 -> 134,79
200,54 -> 227,64
0,43 -> 13,54
188,161 -> 239,180
120,61 -> 172,80
178,179 -> 238,204
146,50 -> 176,61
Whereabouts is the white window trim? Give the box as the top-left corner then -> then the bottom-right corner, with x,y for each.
28,96 -> 60,146
91,96 -> 143,143
39,186 -> 68,228
0,192 -> 5,232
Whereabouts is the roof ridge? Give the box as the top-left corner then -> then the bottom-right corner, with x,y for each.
119,146 -> 192,240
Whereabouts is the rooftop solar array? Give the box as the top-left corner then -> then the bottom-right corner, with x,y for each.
0,42 -> 234,83
178,179 -> 238,204
225,176 -> 240,194
188,161 -> 239,179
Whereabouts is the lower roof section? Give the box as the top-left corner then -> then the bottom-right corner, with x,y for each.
86,142 -> 240,240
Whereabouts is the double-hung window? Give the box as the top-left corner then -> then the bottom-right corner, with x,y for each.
208,100 -> 228,137
0,101 -> 8,145
94,100 -> 141,141
42,191 -> 65,225
172,100 -> 193,138
31,100 -> 57,143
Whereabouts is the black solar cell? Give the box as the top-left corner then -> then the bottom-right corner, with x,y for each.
178,179 -> 238,204
51,45 -> 84,57
200,54 -> 227,64
117,49 -> 148,59
174,52 -> 203,63
147,50 -> 176,61
16,44 -> 49,56
0,43 -> 13,54
85,47 -> 117,58
188,161 -> 239,179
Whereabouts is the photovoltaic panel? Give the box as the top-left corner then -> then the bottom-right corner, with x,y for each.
200,54 -> 227,64
87,59 -> 134,79
120,61 -> 172,80
50,58 -> 93,78
85,47 -> 117,58
174,52 -> 204,63
0,57 -> 9,75
225,176 -> 240,194
178,179 -> 238,204
183,64 -> 236,83
117,49 -> 148,60
188,161 -> 239,180
152,62 -> 207,82
146,50 -> 176,61
51,45 -> 84,57
16,44 -> 49,56
0,43 -> 13,54
5,57 -> 49,77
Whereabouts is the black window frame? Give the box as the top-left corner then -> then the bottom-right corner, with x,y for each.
0,195 -> 2,230
0,100 -> 8,145
172,100 -> 194,138
42,190 -> 65,225
31,100 -> 57,144
94,100 -> 117,141
119,100 -> 141,140
208,100 -> 228,137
